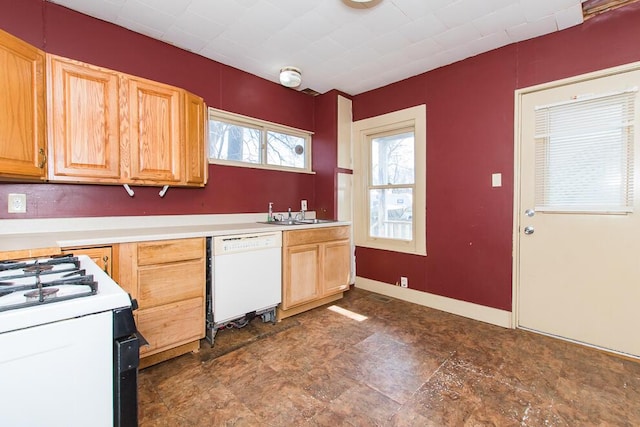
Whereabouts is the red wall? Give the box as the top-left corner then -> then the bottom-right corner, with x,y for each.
4,1 -> 640,312
353,3 -> 640,311
0,0 -> 317,219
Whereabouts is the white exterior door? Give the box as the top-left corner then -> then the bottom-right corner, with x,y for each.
516,66 -> 640,357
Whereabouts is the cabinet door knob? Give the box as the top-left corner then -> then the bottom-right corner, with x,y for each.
102,255 -> 109,273
38,148 -> 47,169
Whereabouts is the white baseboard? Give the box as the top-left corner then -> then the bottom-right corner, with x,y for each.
355,277 -> 512,328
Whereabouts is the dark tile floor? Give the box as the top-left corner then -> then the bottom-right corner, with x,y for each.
139,287 -> 640,426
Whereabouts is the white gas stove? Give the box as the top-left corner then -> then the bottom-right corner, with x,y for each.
0,254 -> 139,427
0,254 -> 131,332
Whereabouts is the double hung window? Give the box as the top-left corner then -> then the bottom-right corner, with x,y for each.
353,105 -> 426,255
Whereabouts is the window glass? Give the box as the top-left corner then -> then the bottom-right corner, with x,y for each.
208,108 -> 312,172
371,131 -> 414,185
209,120 -> 261,164
369,188 -> 413,240
267,131 -> 306,168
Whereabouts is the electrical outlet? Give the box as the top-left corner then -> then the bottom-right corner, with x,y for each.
400,276 -> 408,288
301,199 -> 307,210
8,193 -> 26,213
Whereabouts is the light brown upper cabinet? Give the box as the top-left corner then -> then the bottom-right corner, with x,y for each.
47,54 -> 207,187
47,55 -> 121,181
124,77 -> 181,183
0,29 -> 47,181
184,92 -> 207,185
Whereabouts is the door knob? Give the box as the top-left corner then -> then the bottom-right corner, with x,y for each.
525,209 -> 535,217
524,226 -> 535,235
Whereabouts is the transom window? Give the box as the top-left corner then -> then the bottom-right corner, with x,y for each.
208,108 -> 312,173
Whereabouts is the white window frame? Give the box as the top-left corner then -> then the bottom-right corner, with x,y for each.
208,107 -> 314,174
353,105 -> 427,255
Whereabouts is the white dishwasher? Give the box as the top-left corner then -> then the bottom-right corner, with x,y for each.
205,231 -> 282,344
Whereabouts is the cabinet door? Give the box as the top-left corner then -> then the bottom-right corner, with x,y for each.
282,244 -> 320,309
47,55 -> 121,181
184,92 -> 207,186
126,78 -> 182,183
322,239 -> 351,296
62,246 -> 113,277
0,30 -> 46,180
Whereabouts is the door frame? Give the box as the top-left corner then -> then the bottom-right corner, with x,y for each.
511,60 -> 640,331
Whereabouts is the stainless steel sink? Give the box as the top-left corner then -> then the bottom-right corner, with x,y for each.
257,220 -> 301,226
257,218 -> 338,226
295,219 -> 337,224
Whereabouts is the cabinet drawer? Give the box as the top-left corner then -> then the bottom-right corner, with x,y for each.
137,258 -> 204,308
137,297 -> 204,356
137,238 -> 204,266
284,226 -> 350,246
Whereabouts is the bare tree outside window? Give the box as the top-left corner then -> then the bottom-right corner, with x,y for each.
267,131 -> 305,168
369,130 -> 414,240
209,121 -> 261,164
208,109 -> 311,172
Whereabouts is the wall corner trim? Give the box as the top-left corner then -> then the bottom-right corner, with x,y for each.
354,277 -> 512,328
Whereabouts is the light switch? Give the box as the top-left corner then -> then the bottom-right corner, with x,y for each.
491,173 -> 502,188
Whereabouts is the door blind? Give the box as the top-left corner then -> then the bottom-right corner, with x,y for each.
534,89 -> 636,213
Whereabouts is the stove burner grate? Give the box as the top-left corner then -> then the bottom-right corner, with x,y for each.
25,287 -> 59,301
0,255 -> 98,312
0,257 -> 81,281
23,264 -> 54,273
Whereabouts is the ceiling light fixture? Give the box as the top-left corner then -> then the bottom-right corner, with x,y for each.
343,0 -> 381,10
279,67 -> 302,88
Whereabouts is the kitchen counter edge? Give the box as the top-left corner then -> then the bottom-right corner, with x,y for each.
0,219 -> 352,257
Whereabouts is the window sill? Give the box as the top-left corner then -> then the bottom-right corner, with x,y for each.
208,159 -> 316,175
356,238 -> 426,256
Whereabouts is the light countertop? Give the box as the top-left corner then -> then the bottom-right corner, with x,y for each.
0,213 -> 351,257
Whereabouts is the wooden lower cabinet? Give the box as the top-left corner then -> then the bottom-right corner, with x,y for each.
61,245 -> 114,277
117,237 -> 205,368
284,243 -> 320,308
280,226 -> 351,319
136,298 -> 203,358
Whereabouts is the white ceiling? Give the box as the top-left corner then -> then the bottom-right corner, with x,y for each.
48,0 -> 586,95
